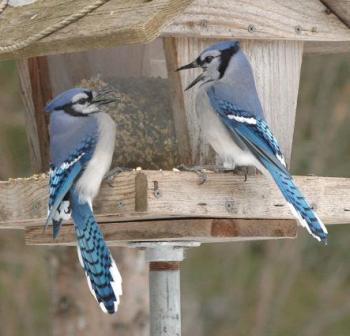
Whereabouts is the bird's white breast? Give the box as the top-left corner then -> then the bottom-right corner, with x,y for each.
196,88 -> 255,169
76,113 -> 116,204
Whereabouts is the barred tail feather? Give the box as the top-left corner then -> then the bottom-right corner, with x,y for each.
70,189 -> 122,314
266,163 -> 328,243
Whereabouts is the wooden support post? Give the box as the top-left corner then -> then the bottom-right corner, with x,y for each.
163,38 -> 192,165
17,57 -> 51,173
241,40 -> 304,163
164,38 -> 215,163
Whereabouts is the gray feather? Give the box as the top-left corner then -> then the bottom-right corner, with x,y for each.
49,111 -> 98,166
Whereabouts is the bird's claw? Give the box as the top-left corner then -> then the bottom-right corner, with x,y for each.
176,164 -> 208,185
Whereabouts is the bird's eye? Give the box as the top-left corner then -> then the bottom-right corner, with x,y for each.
205,56 -> 214,63
77,98 -> 87,104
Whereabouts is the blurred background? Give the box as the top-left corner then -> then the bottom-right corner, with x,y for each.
0,46 -> 350,336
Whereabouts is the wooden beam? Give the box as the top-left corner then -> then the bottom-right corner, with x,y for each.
321,0 -> 350,29
0,0 -> 193,61
1,171 -> 350,228
25,218 -> 297,246
162,37 -> 213,163
241,40 -> 303,163
16,57 -> 52,172
163,37 -> 192,164
1,0 -> 350,61
163,0 -> 350,42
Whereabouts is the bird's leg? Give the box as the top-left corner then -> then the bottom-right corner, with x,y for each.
229,166 -> 250,181
176,164 -> 212,185
243,167 -> 248,182
104,167 -> 132,186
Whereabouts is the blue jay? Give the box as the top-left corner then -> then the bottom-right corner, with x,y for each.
45,87 -> 122,313
177,40 -> 328,243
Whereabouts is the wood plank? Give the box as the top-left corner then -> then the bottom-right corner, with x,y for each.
16,57 -> 52,172
163,37 -> 192,164
1,0 -> 350,61
166,38 -> 213,163
241,40 -> 303,163
1,171 -> 350,229
163,0 -> 350,42
0,0 -> 193,60
25,218 -> 297,246
321,0 -> 350,28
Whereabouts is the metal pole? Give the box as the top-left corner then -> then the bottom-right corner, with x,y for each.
129,242 -> 200,336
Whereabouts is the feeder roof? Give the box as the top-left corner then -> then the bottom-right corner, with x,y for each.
0,0 -> 350,60
0,0 -> 193,60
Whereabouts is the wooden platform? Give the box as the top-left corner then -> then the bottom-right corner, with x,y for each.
0,170 -> 349,245
25,218 -> 297,246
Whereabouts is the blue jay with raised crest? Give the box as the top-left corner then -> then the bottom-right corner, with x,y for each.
177,40 -> 328,243
45,87 -> 122,313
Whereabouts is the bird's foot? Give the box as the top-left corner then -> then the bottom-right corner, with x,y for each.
210,166 -> 250,180
104,167 -> 132,186
234,166 -> 256,182
176,164 -> 210,185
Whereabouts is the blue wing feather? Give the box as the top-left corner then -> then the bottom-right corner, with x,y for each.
46,135 -> 96,232
206,88 -> 327,243
207,89 -> 288,173
46,161 -> 83,227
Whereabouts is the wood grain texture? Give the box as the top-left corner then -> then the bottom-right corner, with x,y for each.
0,0 -> 193,60
1,0 -> 350,61
1,171 -> 350,229
163,37 -> 192,164
169,38 -> 216,163
321,0 -> 350,28
241,40 -> 303,163
25,218 -> 297,246
163,0 -> 350,42
16,57 -> 52,172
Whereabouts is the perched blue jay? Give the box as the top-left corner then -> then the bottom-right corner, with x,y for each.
177,40 -> 328,243
45,88 -> 122,313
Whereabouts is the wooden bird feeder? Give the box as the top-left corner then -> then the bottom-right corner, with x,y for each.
1,0 -> 350,335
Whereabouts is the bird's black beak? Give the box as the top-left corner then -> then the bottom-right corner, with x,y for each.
176,60 -> 199,72
184,73 -> 206,91
93,87 -> 119,106
176,60 -> 205,91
